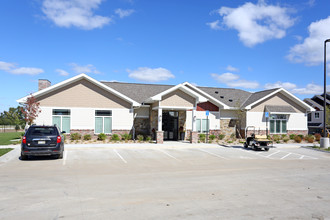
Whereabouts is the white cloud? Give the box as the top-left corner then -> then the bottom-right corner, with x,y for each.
56,69 -> 69,76
215,1 -> 295,47
42,0 -> 111,30
211,73 -> 259,89
115,8 -> 135,18
264,81 -> 297,90
0,61 -> 15,71
287,16 -> 330,65
206,20 -> 221,30
127,67 -> 175,82
0,60 -> 44,75
70,63 -> 100,74
226,65 -> 239,72
291,83 -> 324,95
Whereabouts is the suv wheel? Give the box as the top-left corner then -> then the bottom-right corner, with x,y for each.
21,153 -> 28,160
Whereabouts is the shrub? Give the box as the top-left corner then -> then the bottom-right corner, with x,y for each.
15,124 -> 20,131
283,137 -> 289,143
315,133 -> 321,141
199,133 -> 206,142
289,134 -> 296,140
305,135 -> 314,143
83,134 -> 91,141
71,133 -> 81,140
218,134 -> 225,140
281,134 -> 287,139
146,136 -> 152,142
111,134 -> 120,141
294,135 -> 302,143
209,134 -> 216,141
98,133 -> 106,141
122,133 -> 132,141
137,135 -> 144,142
272,135 -> 281,142
298,134 -> 304,140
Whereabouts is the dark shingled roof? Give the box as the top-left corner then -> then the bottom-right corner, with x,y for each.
101,82 -> 296,109
304,98 -> 324,110
241,88 -> 279,108
265,105 -> 296,113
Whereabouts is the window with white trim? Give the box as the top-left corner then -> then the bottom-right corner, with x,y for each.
315,112 -> 320,119
196,119 -> 209,133
95,110 -> 112,134
270,114 -> 287,134
52,109 -> 71,133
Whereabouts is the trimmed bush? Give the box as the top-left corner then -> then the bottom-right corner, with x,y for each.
199,134 -> 206,142
305,135 -> 314,143
98,133 -> 106,141
294,135 -> 302,143
283,137 -> 289,143
122,133 -> 132,141
289,134 -> 296,140
272,135 -> 280,142
298,134 -> 304,140
111,134 -> 120,141
83,134 -> 91,141
315,133 -> 321,141
146,136 -> 152,142
219,134 -> 225,140
137,135 -> 144,142
281,134 -> 287,139
71,133 -> 81,140
209,134 -> 216,141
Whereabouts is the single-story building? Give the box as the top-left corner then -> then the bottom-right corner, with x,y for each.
17,73 -> 314,143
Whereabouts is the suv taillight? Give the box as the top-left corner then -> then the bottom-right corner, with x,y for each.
57,136 -> 61,143
22,136 -> 26,144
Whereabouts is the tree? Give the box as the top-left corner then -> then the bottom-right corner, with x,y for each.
21,94 -> 41,126
0,106 -> 25,131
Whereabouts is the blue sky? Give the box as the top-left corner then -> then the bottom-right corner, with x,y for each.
1,0 -> 330,112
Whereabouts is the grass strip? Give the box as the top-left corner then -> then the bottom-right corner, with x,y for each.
0,132 -> 23,145
0,148 -> 14,157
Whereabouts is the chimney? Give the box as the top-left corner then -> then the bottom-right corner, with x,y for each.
38,79 -> 51,91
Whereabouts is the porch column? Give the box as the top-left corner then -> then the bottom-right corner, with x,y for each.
157,108 -> 163,144
190,104 -> 198,143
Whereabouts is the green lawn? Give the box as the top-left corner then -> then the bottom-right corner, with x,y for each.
0,132 -> 23,145
0,148 -> 14,157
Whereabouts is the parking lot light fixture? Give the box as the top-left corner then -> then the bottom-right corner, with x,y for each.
321,39 -> 330,148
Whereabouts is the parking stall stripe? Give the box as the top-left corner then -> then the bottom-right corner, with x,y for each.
280,153 -> 292,160
299,155 -> 304,159
63,151 -> 68,166
198,148 -> 228,160
266,151 -> 280,158
113,149 -> 127,163
157,149 -> 179,160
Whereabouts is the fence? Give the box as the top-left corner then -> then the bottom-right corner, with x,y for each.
0,125 -> 22,133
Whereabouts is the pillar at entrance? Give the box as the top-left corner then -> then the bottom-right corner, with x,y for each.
156,131 -> 164,144
190,131 -> 198,144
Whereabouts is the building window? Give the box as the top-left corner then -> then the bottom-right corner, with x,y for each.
270,114 -> 287,134
52,109 -> 70,133
308,113 -> 311,121
95,110 -> 112,134
196,119 -> 209,133
315,112 -> 320,119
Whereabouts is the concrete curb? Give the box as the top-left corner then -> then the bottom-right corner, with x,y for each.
0,147 -> 20,164
301,146 -> 330,154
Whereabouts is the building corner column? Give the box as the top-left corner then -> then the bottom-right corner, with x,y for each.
190,131 -> 198,143
156,131 -> 164,144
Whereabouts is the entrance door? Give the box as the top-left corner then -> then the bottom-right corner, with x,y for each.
162,111 -> 179,141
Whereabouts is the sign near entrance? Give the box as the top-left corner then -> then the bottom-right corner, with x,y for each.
206,110 -> 209,116
265,112 -> 269,118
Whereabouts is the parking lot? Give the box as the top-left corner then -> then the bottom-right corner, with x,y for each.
1,143 -> 330,219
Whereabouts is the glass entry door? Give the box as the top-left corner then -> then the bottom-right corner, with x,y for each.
162,111 -> 179,141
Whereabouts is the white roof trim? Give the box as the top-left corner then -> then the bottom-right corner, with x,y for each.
244,88 -> 315,111
16,73 -> 140,107
146,83 -> 207,103
182,82 -> 231,109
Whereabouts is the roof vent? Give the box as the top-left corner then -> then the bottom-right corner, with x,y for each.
220,96 -> 224,98
215,91 -> 218,94
229,99 -> 233,102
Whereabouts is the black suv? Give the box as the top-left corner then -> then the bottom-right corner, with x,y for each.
21,125 -> 65,160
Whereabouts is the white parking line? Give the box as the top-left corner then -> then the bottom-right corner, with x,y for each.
281,153 -> 292,160
157,149 -> 179,160
113,149 -> 127,163
198,148 -> 228,160
62,151 -> 68,166
299,155 -> 304,159
266,151 -> 280,158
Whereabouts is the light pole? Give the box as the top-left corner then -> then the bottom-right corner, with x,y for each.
321,39 -> 330,148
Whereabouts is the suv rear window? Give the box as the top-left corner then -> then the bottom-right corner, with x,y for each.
27,127 -> 58,136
